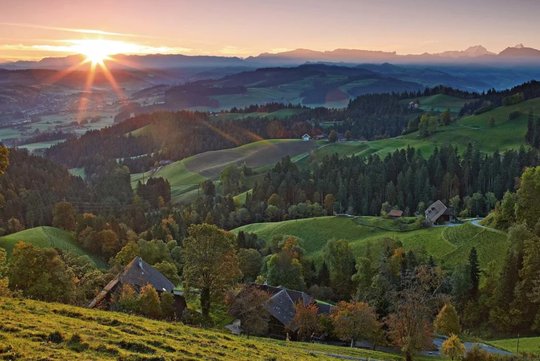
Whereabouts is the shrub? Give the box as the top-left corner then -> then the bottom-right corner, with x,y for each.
47,331 -> 64,344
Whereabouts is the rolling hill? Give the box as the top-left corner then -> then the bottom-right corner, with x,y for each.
233,216 -> 509,271
0,297 -> 426,361
131,139 -> 317,203
306,96 -> 540,162
0,226 -> 105,268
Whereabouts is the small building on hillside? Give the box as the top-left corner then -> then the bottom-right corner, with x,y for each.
302,133 -> 312,141
247,284 -> 333,339
88,257 -> 186,316
425,200 -> 455,225
388,209 -> 404,218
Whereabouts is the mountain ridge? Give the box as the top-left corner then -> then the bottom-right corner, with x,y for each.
3,44 -> 540,70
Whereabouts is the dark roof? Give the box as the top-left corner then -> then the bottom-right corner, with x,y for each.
88,257 -> 174,308
425,200 -> 447,223
251,284 -> 332,330
119,257 -> 175,292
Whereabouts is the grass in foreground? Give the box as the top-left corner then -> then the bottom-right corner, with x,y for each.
0,226 -> 105,268
0,297 -> 427,361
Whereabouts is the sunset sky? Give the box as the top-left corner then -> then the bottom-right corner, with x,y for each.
1,0 -> 540,61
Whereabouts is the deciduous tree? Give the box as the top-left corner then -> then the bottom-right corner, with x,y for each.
182,224 -> 241,319
227,285 -> 270,336
442,334 -> 465,361
292,302 -> 321,341
434,303 -> 461,336
331,301 -> 381,347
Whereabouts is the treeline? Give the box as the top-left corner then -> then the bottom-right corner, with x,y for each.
0,149 -> 91,232
182,145 -> 539,229
526,110 -> 540,149
460,80 -> 540,116
46,110 -> 314,170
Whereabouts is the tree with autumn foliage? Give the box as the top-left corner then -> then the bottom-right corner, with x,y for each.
331,301 -> 381,347
226,285 -> 270,337
182,223 -> 242,319
387,265 -> 439,361
0,145 -> 8,175
291,302 -> 321,341
442,334 -> 465,360
138,284 -> 162,319
434,303 -> 461,336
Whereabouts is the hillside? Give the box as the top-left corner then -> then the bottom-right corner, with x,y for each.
0,226 -> 105,268
0,297 -> 422,361
233,216 -> 509,271
307,97 -> 540,162
131,139 -> 316,203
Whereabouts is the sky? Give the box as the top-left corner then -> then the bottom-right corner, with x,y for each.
1,0 -> 540,61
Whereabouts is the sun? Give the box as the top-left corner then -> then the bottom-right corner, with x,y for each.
72,39 -> 117,65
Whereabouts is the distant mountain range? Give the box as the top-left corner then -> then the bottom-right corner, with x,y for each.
2,44 -> 540,70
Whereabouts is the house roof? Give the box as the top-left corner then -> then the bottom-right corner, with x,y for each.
252,284 -> 332,331
388,209 -> 403,217
88,257 -> 175,308
425,200 -> 447,223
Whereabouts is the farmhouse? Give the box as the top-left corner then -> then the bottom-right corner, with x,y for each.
302,133 -> 312,141
388,209 -> 403,218
425,200 -> 455,224
251,284 -> 333,338
88,257 -> 186,316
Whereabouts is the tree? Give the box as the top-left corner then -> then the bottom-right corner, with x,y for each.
324,239 -> 355,299
0,145 -> 8,175
323,194 -> 336,215
153,261 -> 181,286
265,237 -> 306,290
160,292 -> 176,320
441,110 -> 452,126
8,242 -> 75,303
117,284 -> 139,313
238,248 -> 263,282
227,285 -> 270,336
52,201 -> 77,231
387,268 -> 435,361
468,248 -> 480,300
434,303 -> 461,336
344,130 -> 352,141
138,284 -> 162,319
331,301 -> 381,347
442,334 -> 465,361
0,248 -> 10,297
292,302 -> 320,341
515,166 -> 540,229
489,117 -> 496,128
96,229 -> 120,259
182,224 -> 242,319
328,130 -> 338,143
6,217 -> 23,234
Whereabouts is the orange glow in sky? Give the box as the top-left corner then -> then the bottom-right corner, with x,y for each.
1,0 -> 540,61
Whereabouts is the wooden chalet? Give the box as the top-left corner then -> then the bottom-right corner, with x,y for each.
88,256 -> 185,316
425,200 -> 455,224
388,209 -> 403,218
250,284 -> 333,339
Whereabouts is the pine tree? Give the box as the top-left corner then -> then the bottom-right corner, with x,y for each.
468,247 -> 480,300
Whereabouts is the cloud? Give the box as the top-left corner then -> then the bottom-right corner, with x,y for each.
0,22 -> 151,38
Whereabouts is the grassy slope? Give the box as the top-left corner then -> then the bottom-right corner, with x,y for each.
131,139 -> 316,203
234,216 -> 508,270
490,337 -> 540,355
307,98 -> 540,162
0,226 -> 105,268
414,94 -> 474,113
0,297 -> 430,361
